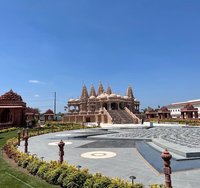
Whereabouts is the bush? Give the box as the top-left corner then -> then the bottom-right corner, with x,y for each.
83,173 -> 112,188
57,164 -> 76,185
44,163 -> 70,185
62,169 -> 91,188
37,162 -> 51,179
27,158 -> 44,175
0,127 -> 17,133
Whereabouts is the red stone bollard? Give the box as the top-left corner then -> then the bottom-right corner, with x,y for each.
22,128 -> 25,140
58,140 -> 65,164
24,132 -> 28,153
26,128 -> 29,137
17,129 -> 21,146
161,149 -> 172,188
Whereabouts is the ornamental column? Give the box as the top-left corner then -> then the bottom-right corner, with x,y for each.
58,140 -> 65,164
161,149 -> 172,188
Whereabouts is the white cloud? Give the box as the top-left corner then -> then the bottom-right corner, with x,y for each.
34,94 -> 40,97
29,80 -> 41,84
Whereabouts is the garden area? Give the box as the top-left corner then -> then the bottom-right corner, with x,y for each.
0,124 -> 165,188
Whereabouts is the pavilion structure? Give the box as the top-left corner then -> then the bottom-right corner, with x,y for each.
64,83 -> 140,124
44,109 -> 54,121
25,107 -> 40,125
145,107 -> 158,119
158,106 -> 171,120
181,104 -> 198,119
0,90 -> 26,128
145,106 -> 171,120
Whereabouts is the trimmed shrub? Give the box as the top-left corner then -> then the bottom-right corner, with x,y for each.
83,173 -> 112,188
57,164 -> 76,185
27,159 -> 44,175
37,162 -> 51,179
62,169 -> 91,188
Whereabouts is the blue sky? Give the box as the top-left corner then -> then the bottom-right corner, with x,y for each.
0,1 -> 200,112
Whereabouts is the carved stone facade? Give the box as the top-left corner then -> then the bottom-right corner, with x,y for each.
0,90 -> 26,128
64,83 -> 140,124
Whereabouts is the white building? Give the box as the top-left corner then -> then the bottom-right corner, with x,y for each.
167,99 -> 200,118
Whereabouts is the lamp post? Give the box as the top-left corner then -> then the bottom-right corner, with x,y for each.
24,132 -> 28,154
161,149 -> 172,188
32,154 -> 37,158
58,140 -> 65,164
129,176 -> 136,185
40,156 -> 44,162
17,129 -> 21,146
76,165 -> 82,171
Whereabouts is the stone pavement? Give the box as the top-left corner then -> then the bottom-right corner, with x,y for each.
18,125 -> 200,188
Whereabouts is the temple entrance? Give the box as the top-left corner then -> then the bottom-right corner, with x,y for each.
0,109 -> 12,123
111,103 -> 118,110
119,103 -> 124,110
103,103 -> 108,110
86,117 -> 91,122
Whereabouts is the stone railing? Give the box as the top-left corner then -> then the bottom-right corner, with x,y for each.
124,107 -> 140,124
103,107 -> 113,124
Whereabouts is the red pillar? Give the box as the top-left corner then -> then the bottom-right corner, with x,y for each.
22,128 -> 25,140
17,129 -> 21,146
161,149 -> 172,188
24,133 -> 28,153
58,140 -> 65,164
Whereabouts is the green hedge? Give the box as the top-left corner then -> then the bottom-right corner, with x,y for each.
0,127 -> 17,134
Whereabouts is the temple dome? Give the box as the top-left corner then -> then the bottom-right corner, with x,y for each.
89,96 -> 96,100
109,93 -> 117,98
124,96 -> 128,99
96,95 -> 101,99
117,94 -> 121,98
0,90 -> 23,102
69,98 -> 75,102
100,93 -> 108,99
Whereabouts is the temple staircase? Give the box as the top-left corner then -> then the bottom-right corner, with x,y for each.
108,110 -> 136,124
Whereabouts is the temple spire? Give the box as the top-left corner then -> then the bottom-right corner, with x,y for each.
89,85 -> 96,97
106,85 -> 112,95
81,85 -> 89,99
126,85 -> 134,99
97,82 -> 104,96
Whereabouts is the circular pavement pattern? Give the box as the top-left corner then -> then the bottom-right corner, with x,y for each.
48,141 -> 72,146
81,151 -> 117,159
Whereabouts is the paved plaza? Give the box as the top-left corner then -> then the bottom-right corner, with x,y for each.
18,124 -> 200,187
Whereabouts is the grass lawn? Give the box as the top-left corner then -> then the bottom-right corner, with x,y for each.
0,131 -> 58,188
